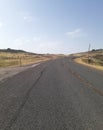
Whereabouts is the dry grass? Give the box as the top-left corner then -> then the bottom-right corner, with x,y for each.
74,50 -> 103,71
0,52 -> 53,67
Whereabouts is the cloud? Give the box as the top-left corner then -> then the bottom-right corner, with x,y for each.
13,36 -> 65,54
14,37 -> 30,48
33,41 -> 63,54
65,28 -> 84,38
23,15 -> 39,23
23,16 -> 33,22
32,36 -> 64,54
19,11 -> 38,23
0,22 -> 3,28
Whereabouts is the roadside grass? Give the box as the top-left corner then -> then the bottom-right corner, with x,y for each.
75,58 -> 103,71
74,50 -> 103,71
0,52 -> 51,67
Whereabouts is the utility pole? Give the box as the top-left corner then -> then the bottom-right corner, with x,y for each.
88,44 -> 91,52
88,44 -> 91,63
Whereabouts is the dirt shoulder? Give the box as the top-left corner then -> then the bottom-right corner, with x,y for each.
0,63 -> 40,82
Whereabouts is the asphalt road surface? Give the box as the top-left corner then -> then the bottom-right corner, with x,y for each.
0,57 -> 103,130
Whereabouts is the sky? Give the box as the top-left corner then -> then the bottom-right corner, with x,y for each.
0,0 -> 103,54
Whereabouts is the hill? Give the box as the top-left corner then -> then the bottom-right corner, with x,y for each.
0,48 -> 27,53
0,48 -> 56,67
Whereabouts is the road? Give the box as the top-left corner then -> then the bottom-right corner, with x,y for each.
0,63 -> 40,82
0,57 -> 103,130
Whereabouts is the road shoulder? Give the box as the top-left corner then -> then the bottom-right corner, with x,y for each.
74,57 -> 103,71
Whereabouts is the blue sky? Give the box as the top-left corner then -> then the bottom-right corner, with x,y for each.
0,0 -> 103,54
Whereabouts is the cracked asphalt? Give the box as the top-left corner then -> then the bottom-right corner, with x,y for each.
0,58 -> 103,130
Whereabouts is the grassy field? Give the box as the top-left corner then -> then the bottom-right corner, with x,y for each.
74,49 -> 103,70
81,50 -> 103,66
0,50 -> 55,67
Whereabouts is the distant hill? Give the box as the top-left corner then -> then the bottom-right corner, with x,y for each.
91,49 -> 103,52
0,48 -> 37,55
0,48 -> 26,53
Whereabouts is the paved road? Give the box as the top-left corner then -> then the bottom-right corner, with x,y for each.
0,57 -> 103,130
0,63 -> 40,82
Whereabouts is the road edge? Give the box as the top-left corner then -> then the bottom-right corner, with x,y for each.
74,57 -> 103,71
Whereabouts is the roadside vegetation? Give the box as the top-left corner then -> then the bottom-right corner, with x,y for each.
0,48 -> 55,67
82,49 -> 103,66
74,49 -> 103,70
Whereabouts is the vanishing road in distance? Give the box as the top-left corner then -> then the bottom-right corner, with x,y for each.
0,57 -> 103,130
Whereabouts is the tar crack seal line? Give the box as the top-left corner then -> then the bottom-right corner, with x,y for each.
4,67 -> 46,130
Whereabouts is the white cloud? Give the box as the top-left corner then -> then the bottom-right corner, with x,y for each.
19,11 -> 38,23
13,36 -> 65,54
23,15 -> 39,23
65,28 -> 83,38
33,41 -> 64,54
14,37 -> 30,48
0,22 -> 3,28
23,16 -> 33,22
33,36 -> 41,42
32,36 -> 64,54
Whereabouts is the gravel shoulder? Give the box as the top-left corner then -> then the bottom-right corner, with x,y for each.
0,63 -> 40,82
